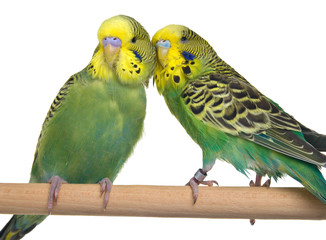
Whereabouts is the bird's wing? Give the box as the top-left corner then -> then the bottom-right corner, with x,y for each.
181,73 -> 326,166
33,74 -> 77,164
43,75 -> 77,124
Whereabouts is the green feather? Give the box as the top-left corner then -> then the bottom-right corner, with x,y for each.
153,24 -> 326,204
0,70 -> 146,240
1,15 -> 155,240
30,68 -> 146,184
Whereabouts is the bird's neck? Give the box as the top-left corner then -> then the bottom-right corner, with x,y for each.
202,53 -> 246,81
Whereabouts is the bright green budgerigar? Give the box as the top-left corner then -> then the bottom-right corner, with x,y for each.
152,25 -> 326,206
0,15 -> 155,239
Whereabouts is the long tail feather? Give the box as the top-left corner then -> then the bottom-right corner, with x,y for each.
281,156 -> 326,203
0,215 -> 46,240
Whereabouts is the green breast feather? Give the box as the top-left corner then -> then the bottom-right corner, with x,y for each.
30,68 -> 146,184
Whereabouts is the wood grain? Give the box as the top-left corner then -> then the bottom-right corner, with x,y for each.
0,183 -> 325,220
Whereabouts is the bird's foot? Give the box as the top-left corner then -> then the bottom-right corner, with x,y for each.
48,176 -> 67,214
249,174 -> 271,188
186,168 -> 218,204
98,177 -> 112,209
249,174 -> 271,225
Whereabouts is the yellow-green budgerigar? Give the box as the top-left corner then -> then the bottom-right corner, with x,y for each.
152,25 -> 326,205
0,15 -> 155,239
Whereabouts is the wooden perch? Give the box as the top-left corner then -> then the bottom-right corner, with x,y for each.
0,183 -> 326,220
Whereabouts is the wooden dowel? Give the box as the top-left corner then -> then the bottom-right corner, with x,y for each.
0,183 -> 325,220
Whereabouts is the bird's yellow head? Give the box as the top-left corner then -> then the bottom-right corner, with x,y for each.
152,25 -> 219,94
88,15 -> 156,86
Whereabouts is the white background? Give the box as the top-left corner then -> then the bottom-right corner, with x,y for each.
0,0 -> 325,239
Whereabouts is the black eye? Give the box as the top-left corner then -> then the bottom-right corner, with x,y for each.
131,37 -> 137,43
181,36 -> 187,42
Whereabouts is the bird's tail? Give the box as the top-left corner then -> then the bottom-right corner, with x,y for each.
0,215 -> 46,240
269,99 -> 326,152
281,156 -> 326,203
300,123 -> 326,152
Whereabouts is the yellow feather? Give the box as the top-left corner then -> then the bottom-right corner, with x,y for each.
97,16 -> 133,45
5,229 -> 20,240
87,15 -> 155,86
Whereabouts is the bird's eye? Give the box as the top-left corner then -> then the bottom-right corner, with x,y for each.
181,36 -> 187,42
131,37 -> 137,43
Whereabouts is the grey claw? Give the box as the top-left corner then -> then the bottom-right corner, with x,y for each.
249,175 -> 271,225
98,178 -> 112,209
48,176 -> 66,214
186,173 -> 218,204
188,178 -> 199,204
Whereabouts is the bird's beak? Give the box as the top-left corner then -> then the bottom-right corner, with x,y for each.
156,39 -> 171,67
103,37 -> 122,66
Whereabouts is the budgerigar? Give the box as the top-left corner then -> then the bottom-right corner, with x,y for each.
0,15 -> 155,239
152,25 -> 326,206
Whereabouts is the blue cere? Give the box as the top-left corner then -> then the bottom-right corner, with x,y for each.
102,37 -> 121,48
156,40 -> 171,48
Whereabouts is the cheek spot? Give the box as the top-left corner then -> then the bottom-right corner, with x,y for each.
182,66 -> 191,74
173,75 -> 180,83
